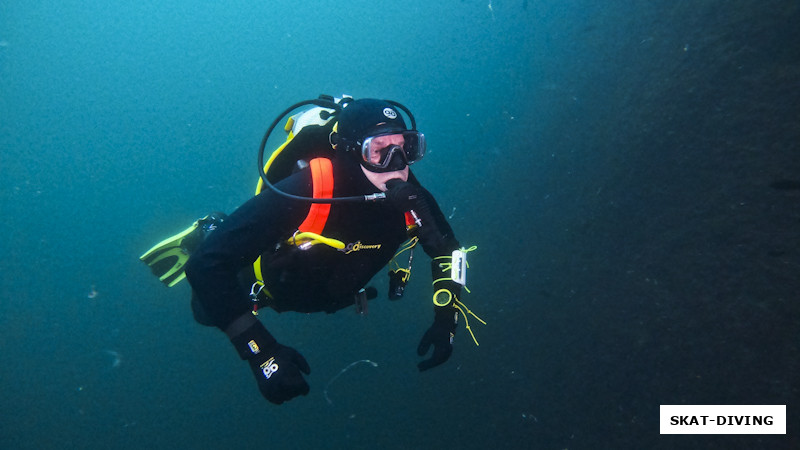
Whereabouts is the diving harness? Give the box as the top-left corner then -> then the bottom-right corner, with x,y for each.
250,95 -> 484,344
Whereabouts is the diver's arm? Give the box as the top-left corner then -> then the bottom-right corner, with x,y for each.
184,171 -> 314,404
185,172 -> 311,330
405,173 -> 459,255
415,187 -> 459,256
384,178 -> 462,371
412,187 -> 463,371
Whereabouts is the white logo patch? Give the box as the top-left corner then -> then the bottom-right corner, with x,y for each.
383,107 -> 397,119
261,357 -> 279,379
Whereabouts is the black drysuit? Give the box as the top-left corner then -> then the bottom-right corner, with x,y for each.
185,153 -> 460,332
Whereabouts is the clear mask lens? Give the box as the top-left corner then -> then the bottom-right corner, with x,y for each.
360,131 -> 426,169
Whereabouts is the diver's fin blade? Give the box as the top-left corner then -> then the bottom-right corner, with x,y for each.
140,220 -> 200,287
150,247 -> 188,282
166,272 -> 187,288
140,220 -> 200,261
139,221 -> 199,261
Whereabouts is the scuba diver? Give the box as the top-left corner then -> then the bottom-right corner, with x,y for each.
140,95 -> 482,404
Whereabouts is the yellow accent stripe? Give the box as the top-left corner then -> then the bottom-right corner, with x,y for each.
252,116 -> 298,285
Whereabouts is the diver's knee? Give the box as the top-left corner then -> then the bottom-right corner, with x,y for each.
190,293 -> 215,327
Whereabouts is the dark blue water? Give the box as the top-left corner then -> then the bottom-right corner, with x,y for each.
2,1 -> 798,449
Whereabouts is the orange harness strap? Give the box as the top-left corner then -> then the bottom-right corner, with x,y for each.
297,158 -> 333,234
251,158 -> 334,310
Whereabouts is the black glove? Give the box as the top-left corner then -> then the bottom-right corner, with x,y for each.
227,315 -> 310,404
417,303 -> 459,371
417,259 -> 463,371
385,179 -> 420,212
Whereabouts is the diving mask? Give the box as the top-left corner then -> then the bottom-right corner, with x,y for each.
360,130 -> 426,172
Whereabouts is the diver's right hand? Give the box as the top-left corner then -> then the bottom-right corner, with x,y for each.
385,179 -> 420,211
228,317 -> 311,404
246,342 -> 311,405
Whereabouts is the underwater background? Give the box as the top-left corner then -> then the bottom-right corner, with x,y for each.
1,0 -> 798,449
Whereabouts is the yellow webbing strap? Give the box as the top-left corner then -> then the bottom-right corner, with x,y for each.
253,261 -> 267,292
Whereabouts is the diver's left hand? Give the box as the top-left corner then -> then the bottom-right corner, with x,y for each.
417,308 -> 458,371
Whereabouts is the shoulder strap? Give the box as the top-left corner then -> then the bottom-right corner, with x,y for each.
252,157 -> 335,295
298,157 -> 333,234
